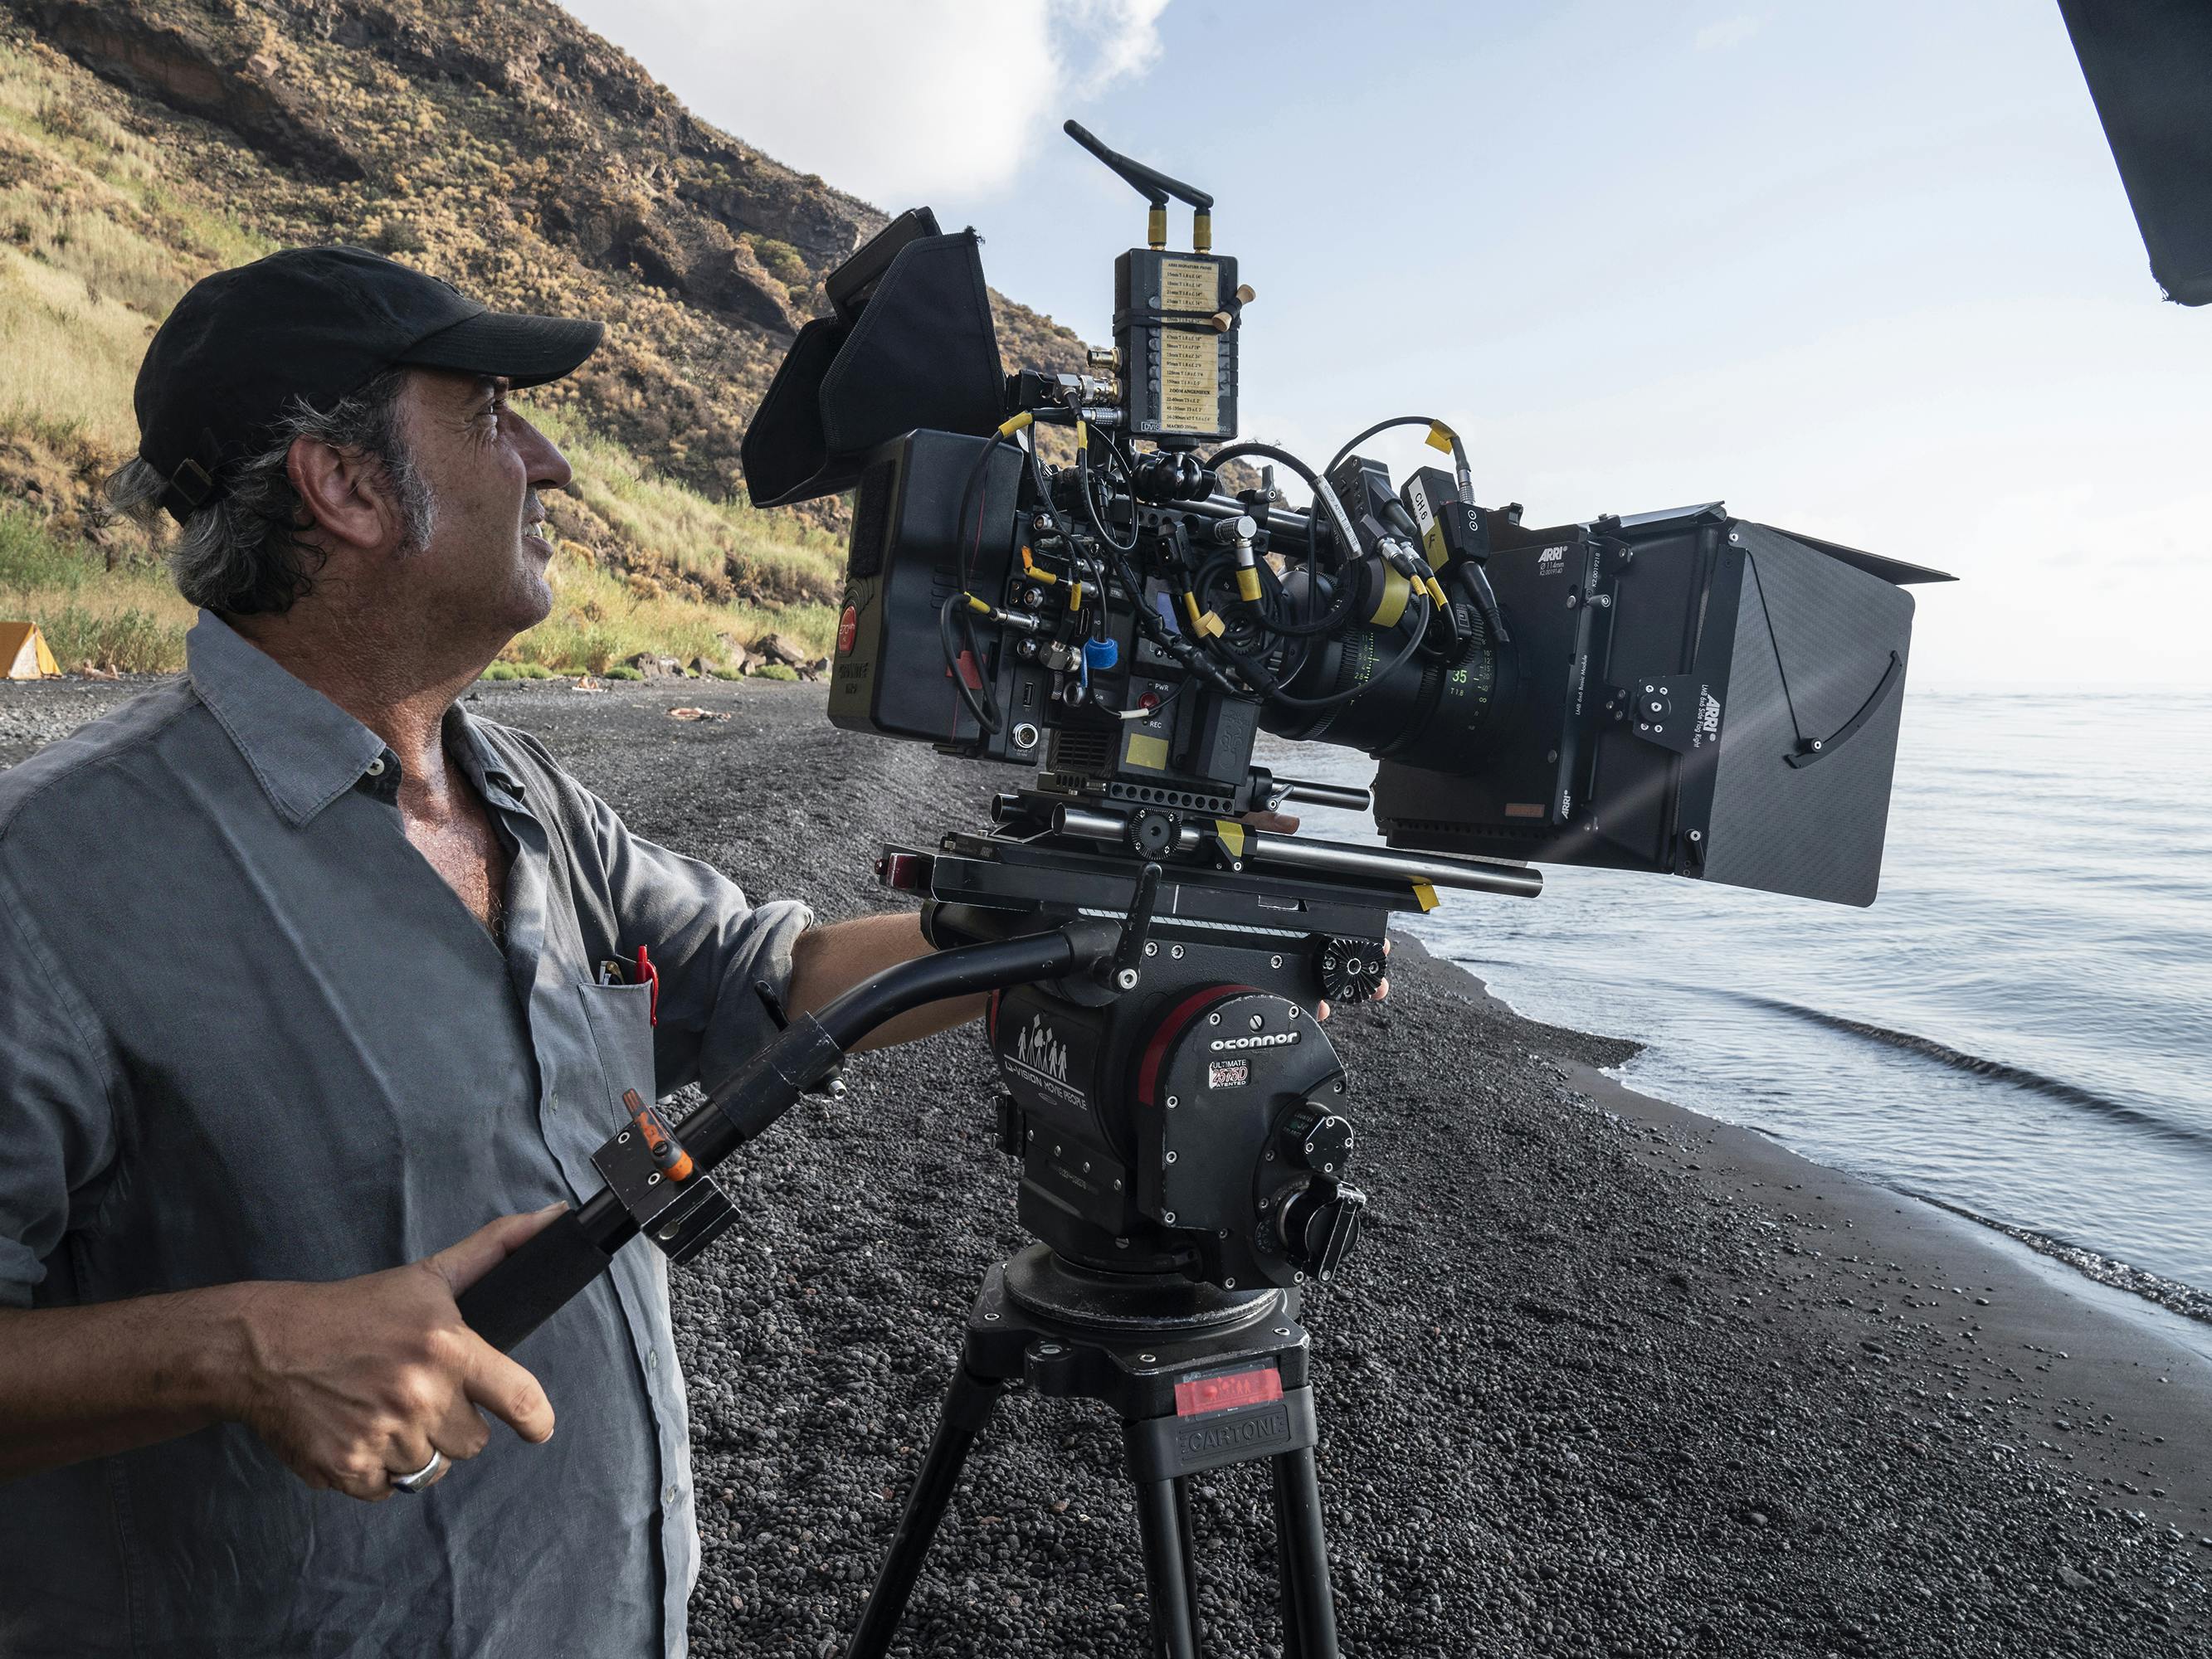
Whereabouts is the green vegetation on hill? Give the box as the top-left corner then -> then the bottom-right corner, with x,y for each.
0,1 -> 1087,675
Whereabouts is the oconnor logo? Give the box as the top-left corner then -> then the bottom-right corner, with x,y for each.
1012,1014 -> 1069,1083
1208,1031 -> 1300,1053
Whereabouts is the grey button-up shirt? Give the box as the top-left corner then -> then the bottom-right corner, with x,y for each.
0,615 -> 811,1657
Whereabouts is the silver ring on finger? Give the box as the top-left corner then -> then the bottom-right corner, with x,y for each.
389,1450 -> 449,1495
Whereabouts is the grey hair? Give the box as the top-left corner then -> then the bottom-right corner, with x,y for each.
106,367 -> 436,616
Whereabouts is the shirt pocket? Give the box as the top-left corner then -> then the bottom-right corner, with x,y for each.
574,980 -> 657,1129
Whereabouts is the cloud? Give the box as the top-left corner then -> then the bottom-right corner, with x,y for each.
557,0 -> 1170,207
1693,12 -> 1766,52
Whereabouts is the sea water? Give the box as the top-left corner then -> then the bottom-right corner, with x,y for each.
1259,688 -> 2212,1300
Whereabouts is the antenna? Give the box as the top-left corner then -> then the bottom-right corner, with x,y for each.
1063,119 -> 1215,251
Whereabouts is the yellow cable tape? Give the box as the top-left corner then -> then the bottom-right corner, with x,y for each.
1425,423 -> 1454,454
1367,567 -> 1411,629
1213,819 -> 1246,859
1235,567 -> 1262,602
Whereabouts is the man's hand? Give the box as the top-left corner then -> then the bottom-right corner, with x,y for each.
225,1207 -> 564,1501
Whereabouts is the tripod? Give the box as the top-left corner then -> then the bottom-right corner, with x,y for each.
844,1243 -> 1342,1659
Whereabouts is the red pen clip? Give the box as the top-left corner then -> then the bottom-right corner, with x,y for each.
634,945 -> 660,1027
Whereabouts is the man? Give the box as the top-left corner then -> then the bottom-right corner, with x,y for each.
0,247 -> 987,1657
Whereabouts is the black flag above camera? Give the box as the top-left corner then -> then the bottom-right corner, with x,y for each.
741,210 -> 1008,507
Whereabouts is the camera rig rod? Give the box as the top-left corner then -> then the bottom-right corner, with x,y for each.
456,922 -> 1121,1355
1047,803 -> 1545,900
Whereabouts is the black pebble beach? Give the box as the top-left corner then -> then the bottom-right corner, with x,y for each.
7,674 -> 2208,1657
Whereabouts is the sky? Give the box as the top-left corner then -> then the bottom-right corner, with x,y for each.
555,0 -> 2210,687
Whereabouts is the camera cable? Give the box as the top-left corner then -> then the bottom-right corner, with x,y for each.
1200,441 -> 1361,638
1324,416 -> 1474,507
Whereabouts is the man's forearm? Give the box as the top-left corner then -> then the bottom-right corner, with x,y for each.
1,1212 -> 560,1496
0,1287 -> 252,1482
784,912 -> 987,1050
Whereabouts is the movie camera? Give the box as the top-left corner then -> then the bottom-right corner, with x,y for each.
463,122 -> 1950,1658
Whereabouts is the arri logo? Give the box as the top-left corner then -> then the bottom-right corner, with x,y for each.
1698,688 -> 1722,743
1537,545 -> 1567,575
1012,1014 -> 1069,1083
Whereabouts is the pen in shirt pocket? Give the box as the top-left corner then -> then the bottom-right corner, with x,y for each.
597,947 -> 661,1024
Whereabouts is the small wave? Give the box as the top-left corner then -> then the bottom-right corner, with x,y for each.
1910,1194 -> 2212,1327
1724,992 -> 2212,1155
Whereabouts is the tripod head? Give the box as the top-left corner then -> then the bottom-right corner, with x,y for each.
884,791 -> 1540,1293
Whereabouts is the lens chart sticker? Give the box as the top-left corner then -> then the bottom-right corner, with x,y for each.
1158,258 -> 1221,312
1158,330 -> 1221,434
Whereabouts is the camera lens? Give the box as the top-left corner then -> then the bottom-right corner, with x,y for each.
1263,612 -> 1512,769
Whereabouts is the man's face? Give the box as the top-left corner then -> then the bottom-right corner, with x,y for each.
391,368 -> 572,644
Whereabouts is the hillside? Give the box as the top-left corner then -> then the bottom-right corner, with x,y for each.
0,0 -> 1088,674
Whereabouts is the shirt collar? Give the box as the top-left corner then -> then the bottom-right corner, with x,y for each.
188,613 -> 390,826
441,702 -> 532,812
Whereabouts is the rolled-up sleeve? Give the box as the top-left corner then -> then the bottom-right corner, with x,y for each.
0,866 -> 122,1307
558,774 -> 815,1104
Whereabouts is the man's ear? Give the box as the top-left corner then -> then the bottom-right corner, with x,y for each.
287,435 -> 400,553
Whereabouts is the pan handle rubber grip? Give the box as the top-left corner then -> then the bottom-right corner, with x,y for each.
456,1210 -> 617,1355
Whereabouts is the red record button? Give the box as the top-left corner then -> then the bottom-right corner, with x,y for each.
1173,1365 -> 1284,1418
836,605 -> 859,654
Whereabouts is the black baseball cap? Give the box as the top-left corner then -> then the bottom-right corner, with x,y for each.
135,246 -> 604,522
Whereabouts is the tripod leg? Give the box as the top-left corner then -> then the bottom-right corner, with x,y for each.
1133,1478 -> 1203,1659
1270,1447 -> 1340,1659
1171,1477 -> 1208,1655
1269,1453 -> 1308,1659
845,1365 -> 1003,1659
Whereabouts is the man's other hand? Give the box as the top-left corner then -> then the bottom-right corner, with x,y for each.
226,1206 -> 565,1500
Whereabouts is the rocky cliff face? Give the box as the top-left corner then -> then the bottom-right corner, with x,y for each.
11,0 -> 1084,516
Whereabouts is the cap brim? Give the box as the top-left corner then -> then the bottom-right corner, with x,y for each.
397,309 -> 604,389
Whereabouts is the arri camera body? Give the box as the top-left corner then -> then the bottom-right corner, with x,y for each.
732,121 -> 1951,1657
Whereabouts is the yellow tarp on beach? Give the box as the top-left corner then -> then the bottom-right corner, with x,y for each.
0,621 -> 61,680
